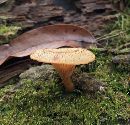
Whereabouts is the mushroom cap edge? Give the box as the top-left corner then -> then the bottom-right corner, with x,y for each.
30,48 -> 95,65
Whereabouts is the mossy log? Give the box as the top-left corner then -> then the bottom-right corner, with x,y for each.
0,0 -> 125,35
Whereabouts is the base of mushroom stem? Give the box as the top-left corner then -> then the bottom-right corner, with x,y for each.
52,63 -> 75,92
62,78 -> 74,92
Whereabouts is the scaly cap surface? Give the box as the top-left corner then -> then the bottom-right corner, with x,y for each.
30,48 -> 95,65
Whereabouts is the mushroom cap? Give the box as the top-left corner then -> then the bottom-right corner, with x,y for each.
30,48 -> 95,65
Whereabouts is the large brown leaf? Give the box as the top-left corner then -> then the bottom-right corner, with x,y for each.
0,44 -> 11,65
0,24 -> 96,65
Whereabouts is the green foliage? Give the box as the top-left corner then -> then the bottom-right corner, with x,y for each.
0,24 -> 21,45
0,53 -> 130,125
0,11 -> 130,125
97,13 -> 130,48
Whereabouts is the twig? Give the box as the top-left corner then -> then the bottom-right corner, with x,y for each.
96,30 -> 126,41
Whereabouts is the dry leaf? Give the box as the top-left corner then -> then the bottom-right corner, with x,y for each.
0,24 -> 96,65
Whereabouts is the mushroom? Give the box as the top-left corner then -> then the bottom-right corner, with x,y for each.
30,48 -> 95,92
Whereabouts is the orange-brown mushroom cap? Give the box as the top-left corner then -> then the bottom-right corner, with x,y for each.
30,48 -> 95,65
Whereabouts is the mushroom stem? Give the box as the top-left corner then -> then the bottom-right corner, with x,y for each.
52,63 -> 75,92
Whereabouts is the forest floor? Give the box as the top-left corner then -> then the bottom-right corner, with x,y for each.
0,11 -> 130,125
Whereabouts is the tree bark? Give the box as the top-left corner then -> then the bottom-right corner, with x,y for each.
0,0 -> 123,36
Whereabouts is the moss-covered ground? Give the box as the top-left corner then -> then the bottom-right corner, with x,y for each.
0,13 -> 130,125
0,24 -> 21,45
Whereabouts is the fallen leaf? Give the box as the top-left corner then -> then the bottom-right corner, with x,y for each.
0,44 -> 10,65
0,24 -> 96,65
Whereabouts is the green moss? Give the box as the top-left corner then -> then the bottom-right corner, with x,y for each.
0,12 -> 130,125
0,53 -> 130,125
0,82 -> 129,125
0,24 -> 21,45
